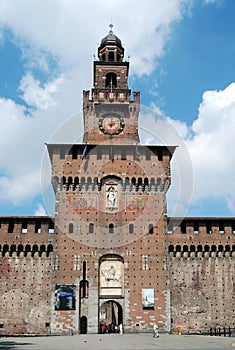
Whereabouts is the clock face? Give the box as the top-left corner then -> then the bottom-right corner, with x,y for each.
99,114 -> 125,135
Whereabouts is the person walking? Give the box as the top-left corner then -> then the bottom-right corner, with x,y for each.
153,324 -> 159,338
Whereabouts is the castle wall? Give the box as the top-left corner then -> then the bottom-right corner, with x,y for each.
0,217 -> 55,335
167,218 -> 235,333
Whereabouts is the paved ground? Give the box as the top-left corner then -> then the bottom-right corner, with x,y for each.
0,333 -> 235,350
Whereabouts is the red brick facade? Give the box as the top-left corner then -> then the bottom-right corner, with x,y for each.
0,28 -> 235,335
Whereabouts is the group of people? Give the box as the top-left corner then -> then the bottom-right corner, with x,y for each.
100,323 -> 123,334
99,323 -> 158,337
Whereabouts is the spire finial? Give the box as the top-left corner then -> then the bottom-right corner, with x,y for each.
109,23 -> 113,34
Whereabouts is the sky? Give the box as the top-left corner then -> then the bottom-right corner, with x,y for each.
0,0 -> 235,218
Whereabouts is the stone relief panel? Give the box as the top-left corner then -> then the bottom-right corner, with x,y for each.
99,259 -> 124,296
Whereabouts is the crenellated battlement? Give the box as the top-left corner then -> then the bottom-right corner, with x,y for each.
0,216 -> 55,248
167,217 -> 235,257
0,243 -> 54,258
167,217 -> 235,236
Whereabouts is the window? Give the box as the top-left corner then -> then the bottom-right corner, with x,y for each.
21,220 -> 28,234
148,224 -> 153,234
142,255 -> 149,270
80,280 -> 89,298
8,220 -> 14,233
129,223 -> 134,234
35,221 -> 41,233
108,52 -> 114,62
109,223 -> 114,234
69,223 -> 74,234
89,223 -> 94,234
72,146 -> 77,159
121,148 -> 126,160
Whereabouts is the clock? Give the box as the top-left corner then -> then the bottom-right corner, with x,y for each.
99,113 -> 125,135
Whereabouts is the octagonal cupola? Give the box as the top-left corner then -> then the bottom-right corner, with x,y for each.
98,24 -> 124,62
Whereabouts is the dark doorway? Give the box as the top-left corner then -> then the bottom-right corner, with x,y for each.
80,316 -> 87,334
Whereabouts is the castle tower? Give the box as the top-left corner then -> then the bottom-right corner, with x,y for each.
47,26 -> 176,334
83,24 -> 140,145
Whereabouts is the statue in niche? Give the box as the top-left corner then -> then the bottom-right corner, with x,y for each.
106,186 -> 117,208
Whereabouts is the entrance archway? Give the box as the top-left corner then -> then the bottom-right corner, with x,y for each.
99,300 -> 123,333
80,316 -> 87,334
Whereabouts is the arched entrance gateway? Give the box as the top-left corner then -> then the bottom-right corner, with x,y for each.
99,255 -> 124,333
99,300 -> 123,333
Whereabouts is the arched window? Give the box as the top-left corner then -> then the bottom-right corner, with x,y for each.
47,244 -> 54,257
32,244 -> 38,256
129,223 -> 134,234
3,244 -> 9,256
69,223 -> 74,234
131,177 -> 136,185
109,223 -> 114,234
204,245 -> 210,252
17,244 -> 24,257
25,244 -> 31,257
225,244 -> 230,252
10,244 -> 16,256
89,223 -> 94,234
39,244 -> 46,257
80,280 -> 89,298
105,73 -> 117,88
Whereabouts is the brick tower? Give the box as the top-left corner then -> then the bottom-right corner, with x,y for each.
47,25 -> 176,334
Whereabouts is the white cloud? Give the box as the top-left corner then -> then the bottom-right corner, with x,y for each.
186,83 -> 235,209
0,0 -> 191,76
34,203 -> 46,216
19,73 -> 64,110
139,82 -> 235,216
0,170 -> 40,205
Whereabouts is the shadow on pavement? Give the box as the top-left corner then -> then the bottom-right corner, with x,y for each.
0,340 -> 33,349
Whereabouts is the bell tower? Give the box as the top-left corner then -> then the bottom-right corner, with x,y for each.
83,24 -> 140,144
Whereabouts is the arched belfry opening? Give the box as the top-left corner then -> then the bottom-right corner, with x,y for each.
105,72 -> 117,88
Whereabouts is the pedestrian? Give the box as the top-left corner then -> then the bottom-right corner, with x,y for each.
153,324 -> 159,338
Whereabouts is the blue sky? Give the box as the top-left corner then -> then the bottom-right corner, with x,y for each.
0,0 -> 235,218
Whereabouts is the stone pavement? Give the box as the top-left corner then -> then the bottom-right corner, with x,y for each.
0,333 -> 235,350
